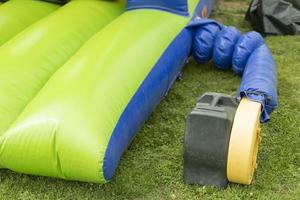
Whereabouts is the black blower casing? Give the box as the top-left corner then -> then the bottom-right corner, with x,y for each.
184,93 -> 238,188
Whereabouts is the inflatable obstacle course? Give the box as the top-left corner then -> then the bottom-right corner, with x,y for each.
0,0 -> 124,135
0,0 -> 277,186
0,0 -> 59,46
0,0 -> 210,184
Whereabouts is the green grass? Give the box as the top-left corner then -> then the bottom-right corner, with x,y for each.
0,1 -> 299,199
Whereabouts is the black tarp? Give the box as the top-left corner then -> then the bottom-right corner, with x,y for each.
246,0 -> 300,35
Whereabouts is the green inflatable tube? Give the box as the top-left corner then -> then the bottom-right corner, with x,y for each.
0,0 -> 201,183
0,0 -> 124,135
0,0 -> 59,46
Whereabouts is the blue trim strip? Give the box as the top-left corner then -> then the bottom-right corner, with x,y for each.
126,0 -> 189,16
103,29 -> 193,180
127,5 -> 189,17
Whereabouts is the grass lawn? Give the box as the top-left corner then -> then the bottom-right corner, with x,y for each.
0,0 -> 299,199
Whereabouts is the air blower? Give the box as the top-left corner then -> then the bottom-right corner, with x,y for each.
184,21 -> 277,187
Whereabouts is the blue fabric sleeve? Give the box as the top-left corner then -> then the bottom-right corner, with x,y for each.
189,19 -> 277,122
213,27 -> 241,70
192,22 -> 223,63
233,31 -> 265,76
238,44 -> 278,123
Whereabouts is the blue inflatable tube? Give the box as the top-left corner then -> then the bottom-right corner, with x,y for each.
191,20 -> 278,122
233,31 -> 265,75
213,27 -> 241,70
190,19 -> 223,63
238,44 -> 278,122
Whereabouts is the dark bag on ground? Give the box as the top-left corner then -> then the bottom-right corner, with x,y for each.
246,0 -> 300,35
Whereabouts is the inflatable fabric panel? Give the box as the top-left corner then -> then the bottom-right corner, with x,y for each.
0,0 -> 124,135
0,0 -> 205,183
104,28 -> 193,180
0,0 -> 59,46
